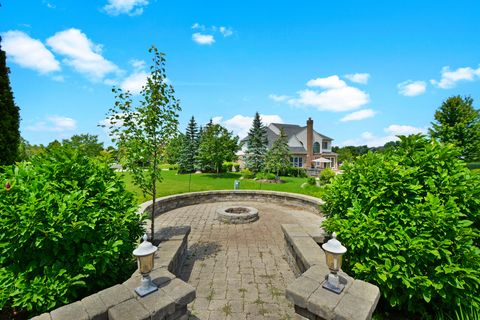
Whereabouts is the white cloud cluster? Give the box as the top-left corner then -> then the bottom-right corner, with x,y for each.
47,28 -> 119,82
192,33 -> 215,45
119,59 -> 148,94
1,30 -> 60,74
27,115 -> 76,132
397,80 -> 426,96
340,109 -> 376,122
268,94 -> 290,102
191,23 -> 234,45
345,73 -> 370,84
103,0 -> 149,16
341,124 -> 427,147
213,114 -> 283,139
273,74 -> 370,112
431,66 -> 480,89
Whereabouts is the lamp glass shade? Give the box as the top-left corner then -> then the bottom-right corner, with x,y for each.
138,253 -> 155,275
325,251 -> 343,272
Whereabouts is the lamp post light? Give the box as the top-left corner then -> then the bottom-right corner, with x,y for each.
321,232 -> 347,294
133,234 -> 158,297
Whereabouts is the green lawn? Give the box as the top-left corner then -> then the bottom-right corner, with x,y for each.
121,170 -> 323,203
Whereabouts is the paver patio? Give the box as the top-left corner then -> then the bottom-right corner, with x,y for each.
153,200 -> 324,320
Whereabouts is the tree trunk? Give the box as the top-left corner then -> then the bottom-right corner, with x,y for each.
151,150 -> 157,242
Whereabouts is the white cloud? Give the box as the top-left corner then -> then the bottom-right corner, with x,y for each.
46,28 -> 119,81
384,124 -> 427,136
120,71 -> 148,94
211,116 -> 223,124
345,73 -> 370,84
219,26 -> 233,37
288,86 -> 369,112
130,59 -> 145,70
431,66 -> 480,89
192,33 -> 215,45
27,115 -> 76,132
269,94 -> 291,102
307,75 -> 346,89
340,109 -> 376,122
341,124 -> 427,147
191,23 -> 205,30
1,30 -> 60,74
218,114 -> 283,139
397,80 -> 426,96
103,0 -> 148,16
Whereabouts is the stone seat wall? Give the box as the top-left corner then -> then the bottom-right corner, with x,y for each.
139,190 -> 324,218
31,226 -> 195,320
282,224 -> 380,320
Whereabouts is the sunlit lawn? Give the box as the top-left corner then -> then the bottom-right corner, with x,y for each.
121,170 -> 323,204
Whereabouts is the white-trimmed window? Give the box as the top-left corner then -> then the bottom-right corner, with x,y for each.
290,156 -> 303,167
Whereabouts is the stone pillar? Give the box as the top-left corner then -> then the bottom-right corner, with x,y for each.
306,118 -> 313,168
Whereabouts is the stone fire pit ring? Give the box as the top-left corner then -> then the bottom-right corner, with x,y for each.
217,206 -> 259,224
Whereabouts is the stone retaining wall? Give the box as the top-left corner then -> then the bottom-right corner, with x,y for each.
282,224 -> 380,320
31,227 -> 195,320
139,190 -> 324,217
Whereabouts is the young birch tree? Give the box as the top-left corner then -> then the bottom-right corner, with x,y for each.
103,46 -> 180,241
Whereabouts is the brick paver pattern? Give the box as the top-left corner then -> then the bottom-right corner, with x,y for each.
154,201 -> 323,320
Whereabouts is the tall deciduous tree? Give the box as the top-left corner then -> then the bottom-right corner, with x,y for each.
245,112 -> 268,173
265,128 -> 291,177
429,95 -> 480,162
197,122 -> 239,173
62,133 -> 104,157
178,116 -> 199,173
164,133 -> 184,165
103,46 -> 181,241
0,37 -> 20,165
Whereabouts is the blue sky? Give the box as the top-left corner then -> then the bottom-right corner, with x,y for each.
1,0 -> 480,147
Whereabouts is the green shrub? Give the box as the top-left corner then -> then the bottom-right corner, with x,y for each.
240,168 -> 254,179
322,135 -> 480,318
0,148 -> 144,316
256,172 -> 276,180
307,176 -> 316,185
318,167 -> 336,185
467,162 -> 480,170
283,166 -> 307,177
222,161 -> 240,173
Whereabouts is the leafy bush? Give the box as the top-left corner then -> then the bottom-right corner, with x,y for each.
283,166 -> 307,177
240,168 -> 254,179
318,167 -> 336,185
307,176 -> 316,185
467,162 -> 480,170
256,172 -> 276,180
222,161 -> 240,173
321,135 -> 480,318
0,148 -> 144,316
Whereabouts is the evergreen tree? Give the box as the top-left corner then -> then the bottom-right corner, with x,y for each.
429,95 -> 480,162
178,116 -> 199,173
245,112 -> 268,173
265,128 -> 291,177
0,37 -> 20,165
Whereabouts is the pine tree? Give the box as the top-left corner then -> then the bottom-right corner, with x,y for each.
265,128 -> 291,177
0,37 -> 21,165
245,112 -> 268,173
178,116 -> 199,173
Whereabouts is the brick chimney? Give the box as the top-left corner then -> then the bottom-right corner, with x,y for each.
306,117 -> 313,168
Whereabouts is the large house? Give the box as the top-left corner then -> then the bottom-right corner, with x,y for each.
240,118 -> 338,170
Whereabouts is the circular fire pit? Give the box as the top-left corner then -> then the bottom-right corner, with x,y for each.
217,206 -> 259,224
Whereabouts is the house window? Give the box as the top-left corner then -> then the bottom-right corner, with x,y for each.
290,156 -> 303,168
313,142 -> 320,153
322,141 -> 329,149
